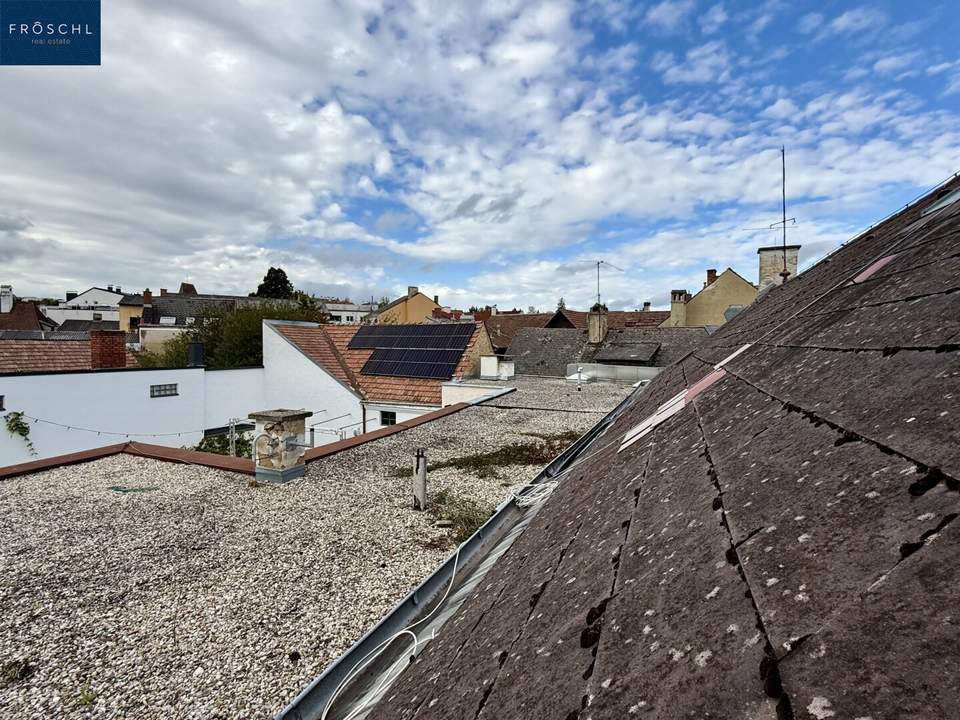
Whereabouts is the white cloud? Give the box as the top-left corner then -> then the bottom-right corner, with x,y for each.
873,53 -> 919,76
645,0 -> 695,32
652,41 -> 730,84
762,98 -> 801,121
699,4 -> 728,34
827,7 -> 887,35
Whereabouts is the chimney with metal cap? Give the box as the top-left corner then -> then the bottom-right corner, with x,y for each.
248,409 -> 314,483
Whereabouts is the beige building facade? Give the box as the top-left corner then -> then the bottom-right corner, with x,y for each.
661,268 -> 758,328
374,286 -> 441,324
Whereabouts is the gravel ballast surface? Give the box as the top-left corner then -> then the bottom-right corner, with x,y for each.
0,377 -> 634,719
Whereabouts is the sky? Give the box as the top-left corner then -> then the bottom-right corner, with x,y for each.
2,0 -> 959,311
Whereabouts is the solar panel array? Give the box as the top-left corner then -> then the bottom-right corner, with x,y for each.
349,323 -> 475,350
350,324 -> 475,379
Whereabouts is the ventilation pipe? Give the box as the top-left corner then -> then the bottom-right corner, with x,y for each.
413,448 -> 427,510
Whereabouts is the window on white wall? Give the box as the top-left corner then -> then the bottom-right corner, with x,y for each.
150,383 -> 178,398
380,410 -> 396,426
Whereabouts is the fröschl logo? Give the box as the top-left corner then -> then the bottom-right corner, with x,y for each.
0,0 -> 100,65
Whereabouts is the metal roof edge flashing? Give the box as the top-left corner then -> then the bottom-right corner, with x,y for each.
274,383 -> 638,720
466,386 -> 517,405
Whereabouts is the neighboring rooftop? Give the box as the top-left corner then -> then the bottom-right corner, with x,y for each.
0,376 -> 632,718
274,322 -> 489,406
508,325 -> 710,376
484,312 -> 553,352
0,334 -> 137,373
363,176 -> 960,719
0,288 -> 57,332
547,307 -> 670,329
56,319 -> 121,332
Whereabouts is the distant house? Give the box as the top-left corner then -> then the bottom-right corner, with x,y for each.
265,320 -> 492,432
661,268 -> 758,328
323,300 -> 377,324
42,285 -> 125,326
546,306 -> 671,330
0,330 -> 136,373
138,284 -> 295,351
373,286 -> 441,324
484,312 -> 554,354
506,306 -> 709,379
0,285 -> 58,332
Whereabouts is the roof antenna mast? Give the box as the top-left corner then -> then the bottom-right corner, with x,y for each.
581,260 -> 624,306
781,145 -> 789,280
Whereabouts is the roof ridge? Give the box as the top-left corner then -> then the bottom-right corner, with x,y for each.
321,325 -> 364,396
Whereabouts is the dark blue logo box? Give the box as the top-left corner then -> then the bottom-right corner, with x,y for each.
1,0 -> 100,65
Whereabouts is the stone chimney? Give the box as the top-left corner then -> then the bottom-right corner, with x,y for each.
706,268 -> 717,287
90,330 -> 127,369
758,245 -> 801,291
142,288 -> 152,306
642,301 -> 651,311
160,288 -> 168,297
249,409 -> 313,483
587,304 -> 608,344
669,290 -> 689,327
408,286 -> 418,298
0,285 -> 13,314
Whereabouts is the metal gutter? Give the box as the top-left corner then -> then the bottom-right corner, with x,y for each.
274,385 -> 638,720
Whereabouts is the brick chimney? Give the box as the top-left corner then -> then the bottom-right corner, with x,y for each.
588,305 -> 608,344
90,330 -> 127,369
142,288 -> 152,306
758,245 -> 801,291
706,268 -> 717,286
0,285 -> 13,314
160,288 -> 168,297
408,286 -> 418,298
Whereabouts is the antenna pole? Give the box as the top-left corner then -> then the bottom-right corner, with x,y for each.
597,261 -> 601,306
781,146 -> 788,275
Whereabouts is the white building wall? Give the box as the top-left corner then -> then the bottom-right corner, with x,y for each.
43,307 -> 120,324
203,367 -> 266,429
364,402 -> 433,431
63,288 -> 124,307
262,322 -> 363,445
0,368 -> 205,466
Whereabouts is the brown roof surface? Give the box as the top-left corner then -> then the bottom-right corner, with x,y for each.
484,313 -> 553,351
274,322 -> 486,406
0,339 -> 137,373
548,307 -> 671,329
0,301 -> 56,331
367,175 -> 960,719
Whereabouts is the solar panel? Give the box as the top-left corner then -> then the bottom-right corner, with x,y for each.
348,323 -> 474,350
361,347 -> 465,379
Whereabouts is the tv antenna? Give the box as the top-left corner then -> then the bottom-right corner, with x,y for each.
742,146 -> 795,281
580,260 -> 624,306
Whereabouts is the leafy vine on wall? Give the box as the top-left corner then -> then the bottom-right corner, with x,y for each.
4,411 -> 37,456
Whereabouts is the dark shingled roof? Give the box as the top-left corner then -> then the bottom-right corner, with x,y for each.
508,326 -> 710,375
57,319 -> 120,332
364,176 -> 960,719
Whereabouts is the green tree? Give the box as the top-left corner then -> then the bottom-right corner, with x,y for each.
135,301 -> 325,369
254,267 -> 295,299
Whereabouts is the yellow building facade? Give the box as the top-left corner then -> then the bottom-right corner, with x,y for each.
661,268 -> 757,328
375,286 -> 441,324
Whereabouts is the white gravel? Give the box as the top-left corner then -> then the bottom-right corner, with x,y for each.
0,378 -> 633,719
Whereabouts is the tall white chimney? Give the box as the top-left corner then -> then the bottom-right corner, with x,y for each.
758,245 -> 801,291
0,285 -> 13,314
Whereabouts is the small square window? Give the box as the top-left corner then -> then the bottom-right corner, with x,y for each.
93,312 -> 103,321
380,410 -> 397,426
150,383 -> 178,398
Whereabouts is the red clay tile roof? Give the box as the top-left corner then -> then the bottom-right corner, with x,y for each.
274,322 -> 485,406
0,301 -> 57,331
484,313 -> 553,351
0,339 -> 137,373
548,308 -> 671,329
